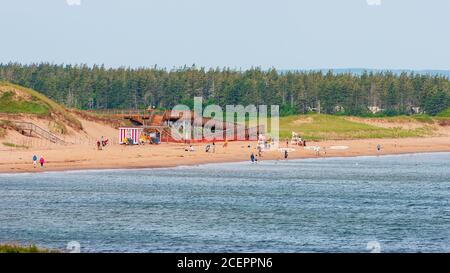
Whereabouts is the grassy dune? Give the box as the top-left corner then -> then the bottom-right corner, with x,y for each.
0,82 -> 82,130
0,91 -> 49,115
371,115 -> 435,124
278,114 -> 433,140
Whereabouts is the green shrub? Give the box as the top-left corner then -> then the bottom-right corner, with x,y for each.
437,107 -> 450,117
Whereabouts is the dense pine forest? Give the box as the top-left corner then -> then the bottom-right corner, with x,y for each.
0,63 -> 449,116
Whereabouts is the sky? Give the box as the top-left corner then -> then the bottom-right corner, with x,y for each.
0,0 -> 449,70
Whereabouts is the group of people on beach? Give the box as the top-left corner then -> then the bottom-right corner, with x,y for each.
96,136 -> 109,150
204,142 -> 216,153
250,148 -> 288,163
250,153 -> 258,163
185,145 -> 195,152
185,141 -> 219,153
286,138 -> 307,148
24,135 -> 385,171
32,154 -> 45,168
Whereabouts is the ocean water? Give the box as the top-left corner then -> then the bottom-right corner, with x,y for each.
0,153 -> 449,253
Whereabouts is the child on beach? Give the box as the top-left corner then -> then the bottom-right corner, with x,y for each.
39,155 -> 45,168
32,155 -> 37,168
314,146 -> 321,156
376,144 -> 382,156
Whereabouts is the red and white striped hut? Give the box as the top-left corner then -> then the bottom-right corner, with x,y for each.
119,127 -> 144,145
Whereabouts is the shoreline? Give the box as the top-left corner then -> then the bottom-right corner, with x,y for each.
2,150 -> 449,176
1,136 -> 449,174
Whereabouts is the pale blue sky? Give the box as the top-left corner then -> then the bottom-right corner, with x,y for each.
0,0 -> 449,69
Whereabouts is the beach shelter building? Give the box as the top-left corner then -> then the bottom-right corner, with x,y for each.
119,127 -> 144,145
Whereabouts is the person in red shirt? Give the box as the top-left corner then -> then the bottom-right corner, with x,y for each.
39,155 -> 45,168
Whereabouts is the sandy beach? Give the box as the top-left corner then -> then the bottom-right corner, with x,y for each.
1,111 -> 450,174
1,136 -> 449,174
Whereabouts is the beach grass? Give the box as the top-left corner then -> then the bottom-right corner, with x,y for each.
0,244 -> 58,253
378,115 -> 434,124
2,142 -> 29,149
437,107 -> 450,117
0,91 -> 49,115
229,113 -> 436,140
278,114 -> 432,140
410,115 -> 435,123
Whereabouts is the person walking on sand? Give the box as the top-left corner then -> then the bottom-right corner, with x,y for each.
212,142 -> 216,153
284,150 -> 288,159
377,144 -> 381,155
39,155 -> 45,168
250,153 -> 255,163
314,146 -> 320,156
32,155 -> 37,168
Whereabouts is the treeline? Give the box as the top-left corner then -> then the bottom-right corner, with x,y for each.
0,63 -> 449,116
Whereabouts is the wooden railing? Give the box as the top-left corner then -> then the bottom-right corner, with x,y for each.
13,121 -> 66,144
86,109 -> 147,116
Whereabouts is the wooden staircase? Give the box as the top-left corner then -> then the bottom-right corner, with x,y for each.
13,121 -> 66,144
150,115 -> 164,126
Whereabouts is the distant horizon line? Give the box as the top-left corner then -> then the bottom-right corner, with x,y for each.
1,62 -> 449,74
